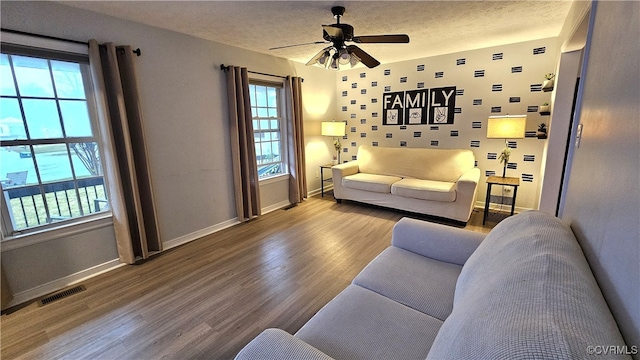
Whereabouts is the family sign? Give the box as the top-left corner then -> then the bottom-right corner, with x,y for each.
382,86 -> 457,126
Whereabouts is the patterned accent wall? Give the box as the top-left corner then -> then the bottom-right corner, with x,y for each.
335,38 -> 557,210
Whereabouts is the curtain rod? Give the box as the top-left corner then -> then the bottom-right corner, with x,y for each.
220,64 -> 303,82
1,28 -> 142,56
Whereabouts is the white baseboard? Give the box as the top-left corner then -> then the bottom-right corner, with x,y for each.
8,259 -> 125,308
307,188 -> 321,197
163,217 -> 239,251
307,185 -> 333,198
475,201 -> 532,214
261,200 -> 292,214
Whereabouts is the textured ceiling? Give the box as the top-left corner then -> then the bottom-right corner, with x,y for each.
60,1 -> 573,66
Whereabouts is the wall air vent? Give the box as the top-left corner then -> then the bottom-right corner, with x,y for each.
38,285 -> 86,306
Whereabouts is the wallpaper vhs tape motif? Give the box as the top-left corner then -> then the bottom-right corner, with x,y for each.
382,87 -> 457,126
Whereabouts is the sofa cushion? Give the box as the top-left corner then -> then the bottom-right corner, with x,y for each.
342,173 -> 401,194
391,179 -> 456,202
356,145 -> 475,182
235,329 -> 333,360
295,284 -> 443,360
427,211 -> 630,360
353,246 -> 462,321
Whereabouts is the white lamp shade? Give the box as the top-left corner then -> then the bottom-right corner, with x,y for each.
321,121 -> 346,137
487,115 -> 527,139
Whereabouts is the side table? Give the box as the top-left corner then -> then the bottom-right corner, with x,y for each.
320,164 -> 334,197
483,176 -> 520,225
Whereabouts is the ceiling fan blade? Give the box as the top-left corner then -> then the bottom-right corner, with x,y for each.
352,34 -> 410,44
269,41 -> 327,50
346,45 -> 380,68
322,25 -> 344,40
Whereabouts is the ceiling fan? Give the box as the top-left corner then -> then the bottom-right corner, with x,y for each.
269,6 -> 410,70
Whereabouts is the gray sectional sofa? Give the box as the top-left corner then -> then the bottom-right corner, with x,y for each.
236,211 -> 631,359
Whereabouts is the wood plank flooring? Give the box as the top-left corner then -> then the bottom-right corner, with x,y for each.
1,195 -> 494,360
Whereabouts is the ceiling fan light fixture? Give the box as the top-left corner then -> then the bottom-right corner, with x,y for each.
349,53 -> 361,67
338,48 -> 351,65
329,54 -> 340,70
296,7 -> 410,70
317,50 -> 331,67
306,46 -> 333,67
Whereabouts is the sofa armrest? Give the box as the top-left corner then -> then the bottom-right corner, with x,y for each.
456,167 -> 480,188
235,329 -> 334,360
331,162 -> 359,200
331,161 -> 359,178
391,217 -> 486,266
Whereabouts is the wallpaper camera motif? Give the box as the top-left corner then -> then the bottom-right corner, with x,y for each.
335,39 -> 556,208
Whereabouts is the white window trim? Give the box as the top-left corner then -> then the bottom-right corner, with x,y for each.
0,211 -> 113,251
249,78 -> 289,181
1,31 -> 88,56
259,173 -> 289,185
0,31 -> 114,246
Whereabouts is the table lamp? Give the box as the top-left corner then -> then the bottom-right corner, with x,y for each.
321,121 -> 346,164
486,115 -> 526,177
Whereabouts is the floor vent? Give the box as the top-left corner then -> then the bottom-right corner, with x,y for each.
282,204 -> 297,210
38,285 -> 86,306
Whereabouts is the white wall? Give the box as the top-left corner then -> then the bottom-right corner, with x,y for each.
292,63 -> 338,196
335,39 -> 558,211
560,1 -> 640,349
0,1 -> 333,300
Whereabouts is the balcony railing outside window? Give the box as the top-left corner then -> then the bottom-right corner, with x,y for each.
2,176 -> 108,230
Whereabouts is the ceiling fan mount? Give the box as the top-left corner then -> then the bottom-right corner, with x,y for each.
269,6 -> 410,70
331,6 -> 346,18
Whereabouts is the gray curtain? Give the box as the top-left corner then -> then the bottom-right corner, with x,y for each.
285,76 -> 307,203
88,40 -> 161,264
225,66 -> 261,222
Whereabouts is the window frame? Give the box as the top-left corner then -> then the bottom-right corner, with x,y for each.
0,31 -> 113,247
248,79 -> 288,181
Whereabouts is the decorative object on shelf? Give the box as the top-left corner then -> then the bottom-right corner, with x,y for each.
322,121 -> 346,164
539,102 -> 551,115
537,123 -> 548,139
542,73 -> 555,92
487,115 -> 527,177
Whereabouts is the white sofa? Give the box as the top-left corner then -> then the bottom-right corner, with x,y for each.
331,145 -> 480,223
235,211 -> 631,359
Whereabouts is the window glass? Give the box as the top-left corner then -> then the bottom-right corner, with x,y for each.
12,55 -> 55,98
32,144 -> 73,183
255,85 -> 267,107
0,54 -> 16,96
22,99 -> 63,139
1,51 -> 109,235
249,82 -> 286,179
267,87 -> 277,107
0,98 -> 27,140
70,142 -> 102,178
60,100 -> 93,137
51,60 -> 85,99
0,146 -> 38,186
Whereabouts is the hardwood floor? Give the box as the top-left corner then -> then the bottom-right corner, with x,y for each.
1,195 -> 494,359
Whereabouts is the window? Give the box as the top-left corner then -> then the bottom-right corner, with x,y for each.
249,82 -> 287,179
0,47 -> 108,236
